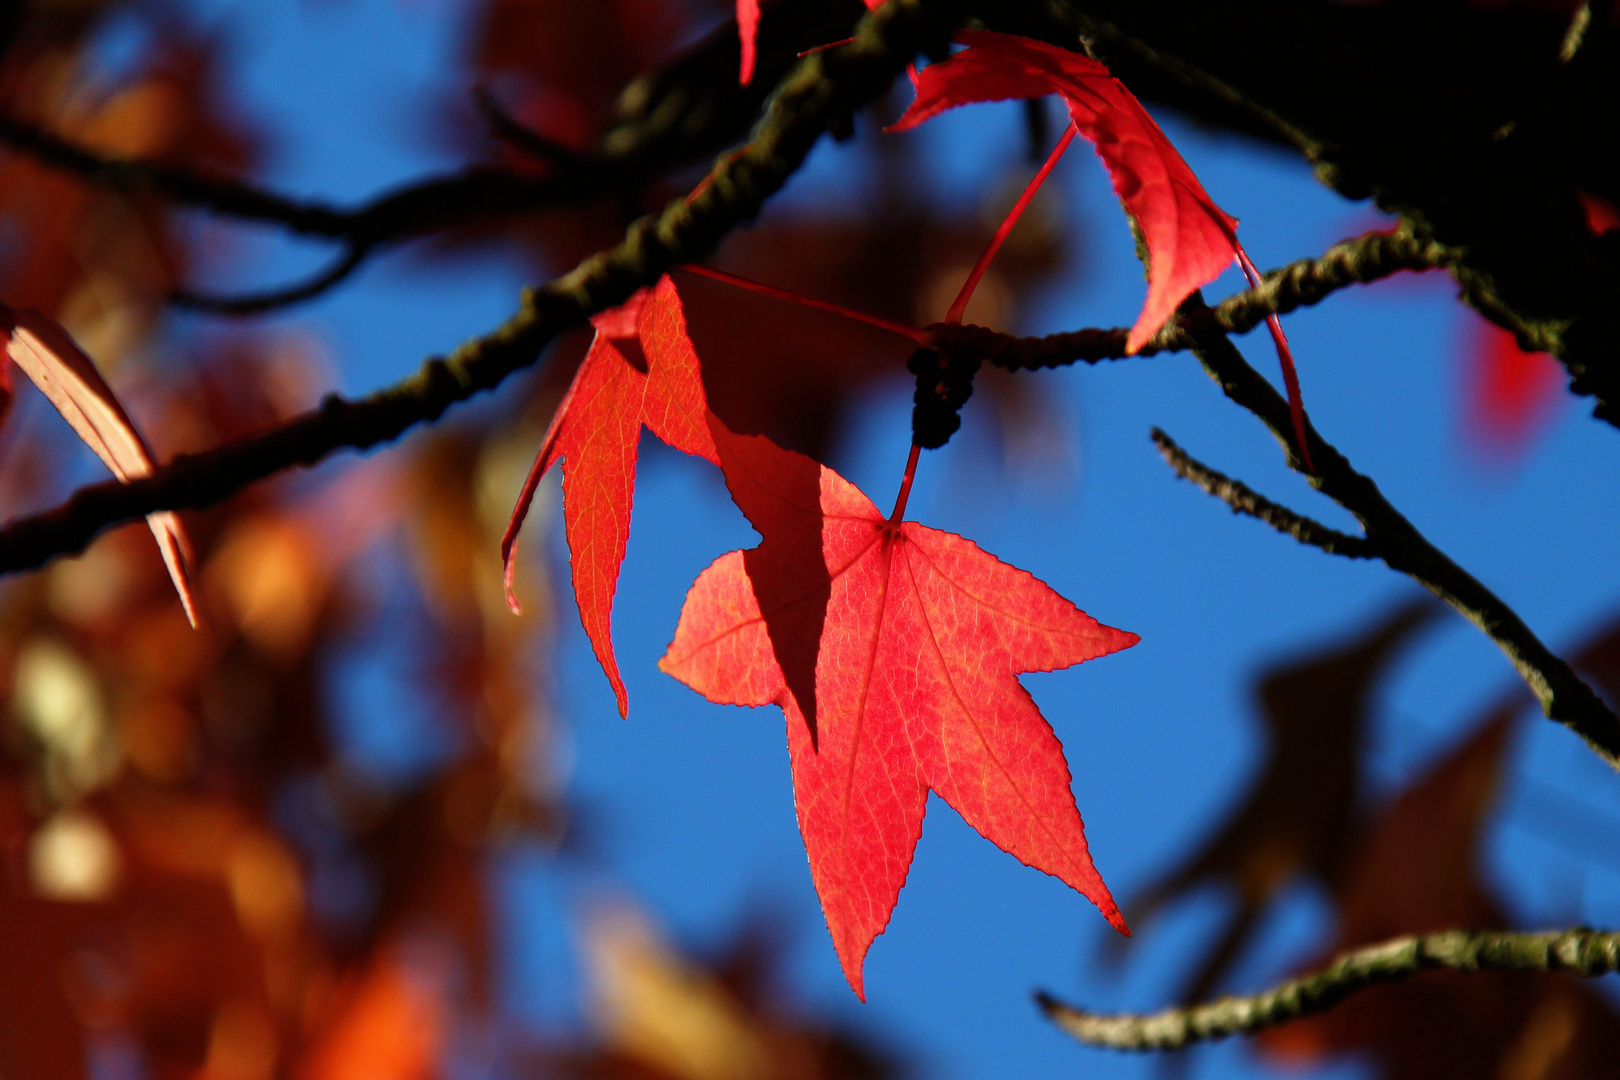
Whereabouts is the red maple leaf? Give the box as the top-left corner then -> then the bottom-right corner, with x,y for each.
889,30 -> 1314,468
503,275 -> 717,716
659,422 -> 1137,997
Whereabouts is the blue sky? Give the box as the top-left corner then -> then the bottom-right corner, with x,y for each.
148,2 -> 1620,1077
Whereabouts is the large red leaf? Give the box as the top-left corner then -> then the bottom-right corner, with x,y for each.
503,275 -> 717,717
3,307 -> 198,626
660,423 -> 1136,997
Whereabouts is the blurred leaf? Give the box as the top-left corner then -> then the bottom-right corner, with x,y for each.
1258,711 -> 1620,1080
566,902 -> 898,1080
6,307 -> 197,625
1124,600 -> 1439,1001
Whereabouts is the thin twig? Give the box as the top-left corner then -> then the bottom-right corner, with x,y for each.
1208,226 -> 1451,336
472,86 -> 583,167
172,242 -> 373,314
1038,927 -> 1620,1052
0,114 -> 353,234
0,0 -> 874,312
1150,428 -> 1375,559
1177,294 -> 1620,770
0,0 -> 968,574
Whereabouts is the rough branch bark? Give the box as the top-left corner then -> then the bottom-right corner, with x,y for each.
1031,0 -> 1620,426
1037,928 -> 1620,1051
1176,294 -> 1620,770
0,210 -> 1429,578
1150,429 -> 1376,559
928,225 -> 1450,369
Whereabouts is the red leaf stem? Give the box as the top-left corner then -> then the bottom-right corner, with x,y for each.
945,122 -> 1077,326
1235,247 -> 1315,473
888,442 -> 921,525
678,264 -> 929,342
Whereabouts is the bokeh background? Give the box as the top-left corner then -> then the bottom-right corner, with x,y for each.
2,2 -> 1619,1079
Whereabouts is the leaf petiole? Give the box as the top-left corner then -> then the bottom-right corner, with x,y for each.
888,442 -> 921,525
1235,247 -> 1315,472
944,122 -> 1077,326
676,264 -> 928,342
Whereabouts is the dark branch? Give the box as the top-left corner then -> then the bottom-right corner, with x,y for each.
0,112 -> 354,234
0,0 -> 874,309
472,86 -> 584,167
928,225 -> 1449,369
1150,428 -> 1376,559
0,0 -> 968,574
1038,927 -> 1620,1052
1177,294 -> 1620,770
1034,0 -> 1620,427
171,242 -> 373,314
1207,225 -> 1451,336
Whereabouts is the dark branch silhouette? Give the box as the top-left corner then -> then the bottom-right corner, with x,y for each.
1038,928 -> 1620,1051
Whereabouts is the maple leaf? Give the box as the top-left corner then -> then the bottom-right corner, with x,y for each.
659,422 -> 1137,997
889,30 -> 1236,354
503,274 -> 717,717
889,30 -> 1315,468
2,306 -> 198,626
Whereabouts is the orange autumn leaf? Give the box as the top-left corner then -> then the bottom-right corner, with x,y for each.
3,306 -> 198,626
298,953 -> 446,1080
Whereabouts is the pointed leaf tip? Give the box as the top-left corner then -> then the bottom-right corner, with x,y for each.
504,277 -> 715,716
5,309 -> 199,624
736,0 -> 759,85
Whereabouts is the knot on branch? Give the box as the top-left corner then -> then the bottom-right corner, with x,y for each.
908,343 -> 980,448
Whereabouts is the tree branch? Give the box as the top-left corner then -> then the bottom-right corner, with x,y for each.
1037,927 -> 1620,1052
1177,294 -> 1620,770
1150,428 -> 1376,559
928,225 -> 1449,369
171,242 -> 374,314
0,0 -> 969,573
1037,0 -> 1620,427
1207,225 -> 1451,337
0,0 -> 874,310
472,86 -> 585,168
